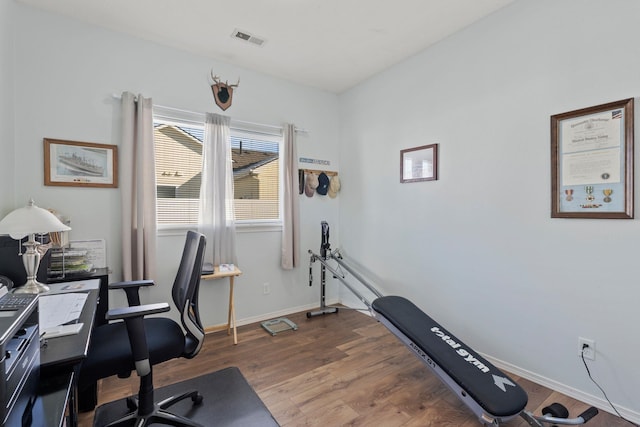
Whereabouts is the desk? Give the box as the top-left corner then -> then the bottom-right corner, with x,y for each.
35,372 -> 74,427
41,289 -> 98,369
201,266 -> 242,345
48,267 -> 109,326
38,288 -> 99,427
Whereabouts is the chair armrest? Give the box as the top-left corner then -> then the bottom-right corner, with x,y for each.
108,280 -> 155,307
106,302 -> 170,321
108,279 -> 155,290
106,302 -> 170,375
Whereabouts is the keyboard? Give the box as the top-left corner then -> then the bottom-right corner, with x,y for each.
0,294 -> 37,311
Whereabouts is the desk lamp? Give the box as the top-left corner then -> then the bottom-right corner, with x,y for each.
0,199 -> 71,293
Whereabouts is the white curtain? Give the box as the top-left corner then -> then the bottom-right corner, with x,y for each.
120,92 -> 157,281
198,113 -> 238,266
281,124 -> 299,269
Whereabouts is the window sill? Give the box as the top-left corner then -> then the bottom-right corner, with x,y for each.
157,221 -> 282,237
237,221 -> 282,233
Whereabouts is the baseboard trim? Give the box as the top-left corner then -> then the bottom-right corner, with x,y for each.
205,299 -> 340,334
483,353 -> 640,423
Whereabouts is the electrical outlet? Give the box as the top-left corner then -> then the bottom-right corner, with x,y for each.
263,282 -> 270,295
579,337 -> 596,361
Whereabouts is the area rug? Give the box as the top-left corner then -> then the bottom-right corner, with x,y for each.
93,367 -> 279,426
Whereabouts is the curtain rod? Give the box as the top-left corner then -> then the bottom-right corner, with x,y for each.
111,93 -> 308,133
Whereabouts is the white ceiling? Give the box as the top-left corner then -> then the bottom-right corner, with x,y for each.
17,0 -> 515,93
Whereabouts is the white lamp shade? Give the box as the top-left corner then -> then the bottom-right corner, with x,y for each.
0,200 -> 71,239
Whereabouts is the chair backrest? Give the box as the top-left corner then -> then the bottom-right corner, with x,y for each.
172,230 -> 206,358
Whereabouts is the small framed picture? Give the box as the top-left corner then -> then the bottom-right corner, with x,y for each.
400,144 -> 438,183
44,138 -> 118,188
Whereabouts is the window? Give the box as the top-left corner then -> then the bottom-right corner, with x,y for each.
153,114 -> 282,227
231,130 -> 280,221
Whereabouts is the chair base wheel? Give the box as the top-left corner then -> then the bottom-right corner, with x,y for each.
192,393 -> 203,405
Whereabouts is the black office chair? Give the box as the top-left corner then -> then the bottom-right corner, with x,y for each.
79,230 -> 206,427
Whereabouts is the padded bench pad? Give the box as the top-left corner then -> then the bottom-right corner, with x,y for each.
372,295 -> 528,418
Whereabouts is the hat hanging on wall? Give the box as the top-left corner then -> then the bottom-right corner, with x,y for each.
328,175 -> 341,198
305,173 -> 319,197
316,172 -> 330,196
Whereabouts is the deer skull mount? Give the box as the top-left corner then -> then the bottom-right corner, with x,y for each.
210,71 -> 240,111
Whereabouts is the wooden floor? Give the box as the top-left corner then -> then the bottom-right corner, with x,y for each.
79,307 -> 630,426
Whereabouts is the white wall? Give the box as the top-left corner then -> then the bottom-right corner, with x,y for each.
8,4 -> 341,326
7,0 -> 639,421
339,0 -> 640,420
0,0 -> 15,208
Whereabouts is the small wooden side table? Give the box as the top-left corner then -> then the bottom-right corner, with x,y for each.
201,265 -> 242,344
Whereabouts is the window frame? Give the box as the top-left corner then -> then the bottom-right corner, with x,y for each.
230,127 -> 284,227
153,107 -> 284,233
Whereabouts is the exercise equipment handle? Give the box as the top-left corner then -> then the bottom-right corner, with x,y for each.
578,407 -> 598,423
308,250 -> 315,286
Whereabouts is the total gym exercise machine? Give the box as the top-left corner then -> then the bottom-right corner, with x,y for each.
306,221 -> 340,318
307,222 -> 599,426
307,221 -> 384,318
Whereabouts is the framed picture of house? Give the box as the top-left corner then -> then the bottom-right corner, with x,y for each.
400,144 -> 438,183
551,98 -> 633,218
44,138 -> 118,188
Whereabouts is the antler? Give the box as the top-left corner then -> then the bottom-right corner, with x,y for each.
210,70 -> 221,85
210,70 -> 239,88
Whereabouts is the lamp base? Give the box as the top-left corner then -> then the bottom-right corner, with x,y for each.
14,279 -> 50,294
15,234 -> 50,294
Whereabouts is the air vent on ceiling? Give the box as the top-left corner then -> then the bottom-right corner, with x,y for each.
231,29 -> 266,47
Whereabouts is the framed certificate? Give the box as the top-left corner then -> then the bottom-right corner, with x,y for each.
551,98 -> 634,218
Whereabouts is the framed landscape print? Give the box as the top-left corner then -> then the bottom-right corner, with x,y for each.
44,138 -> 118,188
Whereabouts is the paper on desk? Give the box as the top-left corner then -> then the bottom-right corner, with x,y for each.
39,292 -> 88,330
219,263 -> 235,272
46,278 -> 100,294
